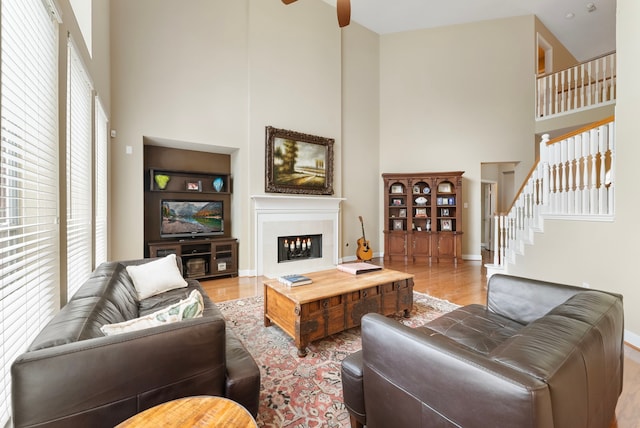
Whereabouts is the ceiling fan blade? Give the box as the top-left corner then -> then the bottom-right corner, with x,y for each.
337,0 -> 351,27
282,0 -> 297,4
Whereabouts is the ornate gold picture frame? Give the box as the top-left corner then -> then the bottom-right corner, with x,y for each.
265,126 -> 334,195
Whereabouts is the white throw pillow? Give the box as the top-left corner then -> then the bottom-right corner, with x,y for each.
126,254 -> 188,300
100,289 -> 204,336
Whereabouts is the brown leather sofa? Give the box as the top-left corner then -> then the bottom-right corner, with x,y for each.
11,258 -> 260,428
341,274 -> 624,428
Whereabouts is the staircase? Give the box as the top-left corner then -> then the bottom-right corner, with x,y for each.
486,53 -> 616,277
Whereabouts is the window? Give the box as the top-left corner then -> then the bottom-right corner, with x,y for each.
66,39 -> 93,299
94,98 -> 108,265
0,0 -> 60,424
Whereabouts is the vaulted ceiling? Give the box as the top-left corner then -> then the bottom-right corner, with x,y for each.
322,0 -> 616,62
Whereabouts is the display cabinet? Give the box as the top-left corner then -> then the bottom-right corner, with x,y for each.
382,171 -> 464,264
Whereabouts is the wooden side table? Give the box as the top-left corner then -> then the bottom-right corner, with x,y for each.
116,396 -> 257,428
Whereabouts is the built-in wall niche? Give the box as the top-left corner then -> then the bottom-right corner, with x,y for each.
143,144 -> 233,262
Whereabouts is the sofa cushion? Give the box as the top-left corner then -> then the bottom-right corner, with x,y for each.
72,262 -> 139,319
28,297 -> 129,350
422,303 -> 525,355
125,254 -> 188,300
100,289 -> 204,336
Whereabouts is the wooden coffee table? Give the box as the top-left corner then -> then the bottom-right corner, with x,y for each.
263,268 -> 414,356
115,396 -> 256,427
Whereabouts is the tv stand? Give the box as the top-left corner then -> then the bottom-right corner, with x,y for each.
148,238 -> 238,280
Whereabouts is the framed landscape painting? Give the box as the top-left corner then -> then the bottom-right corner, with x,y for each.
265,126 -> 334,195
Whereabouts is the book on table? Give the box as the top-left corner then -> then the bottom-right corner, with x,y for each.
278,274 -> 313,287
336,262 -> 383,275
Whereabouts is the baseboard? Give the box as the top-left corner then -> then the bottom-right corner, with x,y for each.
625,330 -> 640,349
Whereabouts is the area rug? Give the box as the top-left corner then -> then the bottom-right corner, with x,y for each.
216,292 -> 459,427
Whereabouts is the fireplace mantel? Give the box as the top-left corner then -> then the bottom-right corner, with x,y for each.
252,195 -> 345,277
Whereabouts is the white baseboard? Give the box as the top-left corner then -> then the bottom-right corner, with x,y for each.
625,329 -> 640,349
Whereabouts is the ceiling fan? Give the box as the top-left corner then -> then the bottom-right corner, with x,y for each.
282,0 -> 351,28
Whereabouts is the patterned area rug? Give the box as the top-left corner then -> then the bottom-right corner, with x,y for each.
216,292 -> 459,427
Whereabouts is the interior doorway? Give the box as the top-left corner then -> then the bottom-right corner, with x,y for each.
536,33 -> 553,76
480,162 -> 518,253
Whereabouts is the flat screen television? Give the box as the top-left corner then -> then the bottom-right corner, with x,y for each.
160,200 -> 224,238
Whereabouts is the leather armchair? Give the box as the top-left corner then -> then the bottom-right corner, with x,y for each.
341,274 -> 624,428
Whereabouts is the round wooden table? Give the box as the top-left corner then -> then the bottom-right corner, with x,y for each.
116,396 -> 257,427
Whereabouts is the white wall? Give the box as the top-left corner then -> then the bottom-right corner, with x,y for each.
379,16 -> 536,260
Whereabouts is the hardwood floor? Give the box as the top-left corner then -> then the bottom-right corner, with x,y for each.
200,255 -> 640,428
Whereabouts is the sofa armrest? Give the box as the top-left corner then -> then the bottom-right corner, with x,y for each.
341,350 -> 365,426
359,313 -> 554,428
224,327 -> 261,417
12,317 -> 225,428
487,274 -> 586,324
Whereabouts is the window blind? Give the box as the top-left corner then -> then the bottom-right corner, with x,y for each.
94,97 -> 108,265
66,39 -> 93,299
0,0 -> 60,424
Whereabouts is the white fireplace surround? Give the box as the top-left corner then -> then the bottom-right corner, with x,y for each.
252,195 -> 344,278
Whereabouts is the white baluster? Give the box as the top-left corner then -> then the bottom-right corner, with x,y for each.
560,139 -> 568,214
553,142 -> 562,213
609,54 -> 616,101
551,73 -> 560,114
582,131 -> 590,214
499,215 -> 506,266
574,133 -> 583,214
595,57 -> 601,104
590,128 -> 598,214
580,63 -> 586,108
598,125 -> 607,214
587,61 -> 593,106
493,215 -> 499,265
567,137 -> 575,214
608,122 -> 616,215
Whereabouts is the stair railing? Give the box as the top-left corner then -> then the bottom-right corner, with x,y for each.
491,116 -> 615,269
536,52 -> 616,119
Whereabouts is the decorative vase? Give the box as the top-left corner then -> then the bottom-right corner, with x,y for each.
154,174 -> 170,190
213,177 -> 224,192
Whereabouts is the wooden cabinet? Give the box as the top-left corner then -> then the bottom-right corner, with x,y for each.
148,238 -> 238,280
382,171 -> 464,264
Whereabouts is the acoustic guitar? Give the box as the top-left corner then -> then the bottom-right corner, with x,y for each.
356,216 -> 373,261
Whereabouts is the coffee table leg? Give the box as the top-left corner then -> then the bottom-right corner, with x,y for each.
297,346 -> 308,358
403,308 -> 411,318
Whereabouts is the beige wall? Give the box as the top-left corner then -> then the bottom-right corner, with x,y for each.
108,1 -> 640,339
109,0 -> 351,271
509,0 -> 640,343
340,23 -> 380,258
379,16 -> 537,260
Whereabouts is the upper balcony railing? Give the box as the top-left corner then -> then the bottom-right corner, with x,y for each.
536,52 -> 616,119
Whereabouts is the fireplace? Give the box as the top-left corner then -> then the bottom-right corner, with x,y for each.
252,195 -> 344,277
278,234 -> 322,263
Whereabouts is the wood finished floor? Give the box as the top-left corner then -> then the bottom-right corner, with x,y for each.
201,256 -> 640,428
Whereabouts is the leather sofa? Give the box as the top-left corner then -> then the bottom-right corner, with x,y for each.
11,258 -> 260,428
341,274 -> 624,428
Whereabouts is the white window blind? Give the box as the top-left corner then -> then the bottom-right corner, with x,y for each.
94,97 -> 108,265
66,39 -> 93,299
0,0 -> 60,425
